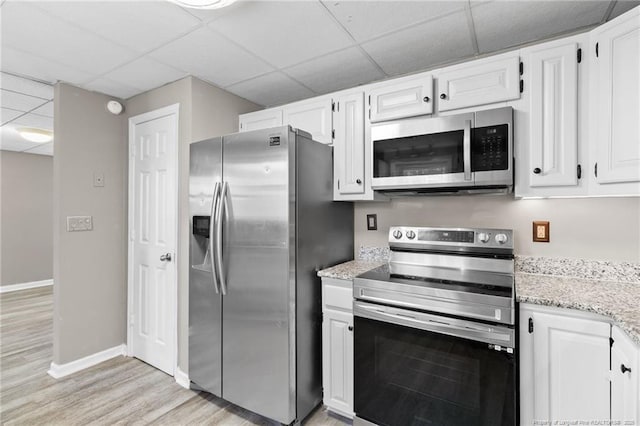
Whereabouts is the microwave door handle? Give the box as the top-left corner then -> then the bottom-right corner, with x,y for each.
209,182 -> 221,294
464,120 -> 472,181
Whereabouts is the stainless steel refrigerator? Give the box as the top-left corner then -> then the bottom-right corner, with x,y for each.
189,126 -> 353,425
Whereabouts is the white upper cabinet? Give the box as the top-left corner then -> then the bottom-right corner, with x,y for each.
592,7 -> 640,185
239,108 -> 283,132
528,42 -> 579,187
611,326 -> 639,424
283,96 -> 333,144
333,92 -> 366,198
368,75 -> 433,122
436,55 -> 521,112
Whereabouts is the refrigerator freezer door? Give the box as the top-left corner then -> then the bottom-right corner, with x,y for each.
221,127 -> 296,424
189,137 -> 223,396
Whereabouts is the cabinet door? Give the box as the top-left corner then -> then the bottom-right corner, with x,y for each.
334,92 -> 365,197
611,326 -> 639,424
437,55 -> 520,112
322,308 -> 354,417
532,311 -> 610,423
529,43 -> 579,187
283,97 -> 333,144
239,108 -> 283,132
368,75 -> 433,122
593,10 -> 640,184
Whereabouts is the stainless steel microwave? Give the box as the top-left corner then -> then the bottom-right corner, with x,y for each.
371,107 -> 513,194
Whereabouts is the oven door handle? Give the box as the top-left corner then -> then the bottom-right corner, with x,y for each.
354,301 -> 514,348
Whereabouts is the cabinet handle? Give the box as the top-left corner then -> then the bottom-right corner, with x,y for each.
423,96 -> 430,103
356,178 -> 362,184
533,168 -> 541,174
440,93 -> 447,100
348,326 -> 353,331
621,364 -> 632,374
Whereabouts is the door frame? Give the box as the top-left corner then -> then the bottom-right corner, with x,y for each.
126,103 -> 180,376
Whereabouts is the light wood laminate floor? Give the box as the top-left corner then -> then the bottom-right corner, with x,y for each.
0,287 -> 350,425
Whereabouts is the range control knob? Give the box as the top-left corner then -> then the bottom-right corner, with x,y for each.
495,233 -> 508,244
406,230 -> 416,240
392,229 -> 403,239
478,232 -> 490,243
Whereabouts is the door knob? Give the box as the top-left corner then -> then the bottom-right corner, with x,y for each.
440,93 -> 447,100
423,96 -> 430,103
621,364 -> 632,374
160,253 -> 172,262
533,168 -> 541,174
356,178 -> 362,184
348,326 -> 353,331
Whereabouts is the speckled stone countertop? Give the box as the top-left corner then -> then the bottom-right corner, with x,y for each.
516,273 -> 640,345
317,260 -> 386,281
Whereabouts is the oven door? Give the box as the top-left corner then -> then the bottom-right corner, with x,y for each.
371,113 -> 474,190
353,301 -> 516,426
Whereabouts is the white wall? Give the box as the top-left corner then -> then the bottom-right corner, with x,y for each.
354,196 -> 640,262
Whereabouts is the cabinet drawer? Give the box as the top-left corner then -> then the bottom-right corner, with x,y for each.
323,281 -> 353,311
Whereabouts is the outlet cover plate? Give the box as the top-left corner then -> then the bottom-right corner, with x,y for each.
533,221 -> 550,242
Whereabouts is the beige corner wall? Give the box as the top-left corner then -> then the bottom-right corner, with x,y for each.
354,196 -> 640,262
1,151 -> 53,286
53,83 -> 127,364
126,76 -> 259,374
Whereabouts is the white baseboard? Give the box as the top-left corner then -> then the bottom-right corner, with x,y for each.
0,279 -> 53,293
175,366 -> 190,389
48,344 -> 127,379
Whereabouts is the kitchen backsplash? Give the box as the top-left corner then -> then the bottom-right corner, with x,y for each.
358,245 -> 640,283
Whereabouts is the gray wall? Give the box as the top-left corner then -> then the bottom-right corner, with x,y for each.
126,76 -> 259,374
354,196 -> 640,262
53,83 -> 127,364
0,151 -> 53,285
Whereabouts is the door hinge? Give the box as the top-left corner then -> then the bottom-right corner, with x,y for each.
577,48 -> 582,63
610,337 -> 614,348
595,42 -> 599,58
368,95 -> 371,106
577,164 -> 582,180
240,122 -> 243,130
331,129 -> 335,139
129,314 -> 135,326
520,80 -> 524,93
528,317 -> 534,334
594,162 -> 598,178
337,179 -> 340,190
331,101 -> 335,112
519,61 -> 524,75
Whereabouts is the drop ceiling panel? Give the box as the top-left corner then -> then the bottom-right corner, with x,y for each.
0,72 -> 53,100
103,57 -> 186,93
31,101 -> 53,118
285,47 -> 385,93
23,141 -> 53,156
12,113 -> 53,131
1,90 -> 48,112
1,2 -> 138,76
211,1 -> 354,68
361,11 -> 475,76
150,27 -> 274,88
33,1 -> 202,54
82,78 -> 140,100
1,47 -> 93,85
0,127 -> 41,152
321,0 -> 465,42
1,107 -> 23,125
226,72 -> 315,107
472,1 -> 611,53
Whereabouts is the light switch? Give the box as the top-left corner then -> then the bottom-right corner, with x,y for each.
67,216 -> 93,232
533,221 -> 549,242
93,172 -> 104,187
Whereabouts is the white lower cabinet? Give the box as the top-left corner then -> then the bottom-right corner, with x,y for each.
520,303 -> 640,426
321,278 -> 354,418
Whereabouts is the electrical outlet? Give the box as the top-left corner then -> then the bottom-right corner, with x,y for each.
67,216 -> 93,232
533,221 -> 549,242
93,172 -> 104,187
366,214 -> 377,231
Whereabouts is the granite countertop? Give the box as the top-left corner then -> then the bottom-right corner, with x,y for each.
317,260 -> 386,281
516,273 -> 640,345
317,256 -> 640,345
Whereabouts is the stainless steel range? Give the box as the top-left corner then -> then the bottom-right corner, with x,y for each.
353,226 -> 517,426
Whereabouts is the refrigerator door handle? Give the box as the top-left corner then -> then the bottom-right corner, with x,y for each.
209,182 -> 221,294
215,181 -> 228,295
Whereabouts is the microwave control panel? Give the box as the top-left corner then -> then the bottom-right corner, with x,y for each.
471,124 -> 509,172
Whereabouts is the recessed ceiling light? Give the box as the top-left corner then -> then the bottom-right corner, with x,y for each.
170,0 -> 236,10
17,127 -> 53,143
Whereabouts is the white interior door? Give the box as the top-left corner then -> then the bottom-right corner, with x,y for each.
128,105 -> 179,376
